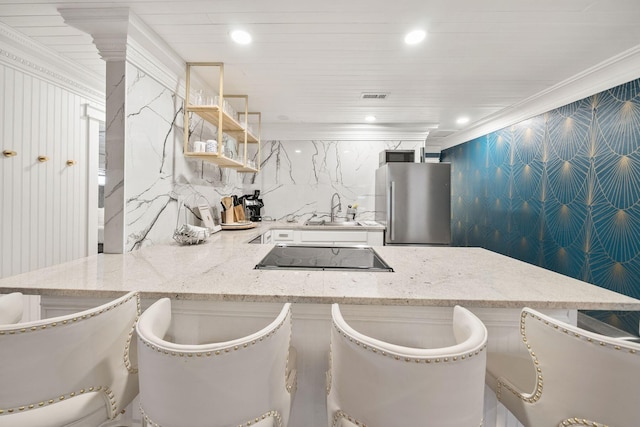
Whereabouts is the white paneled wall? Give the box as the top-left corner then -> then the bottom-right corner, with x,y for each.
0,62 -> 95,278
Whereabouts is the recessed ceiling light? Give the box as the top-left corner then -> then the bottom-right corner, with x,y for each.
230,30 -> 252,45
456,117 -> 470,125
365,115 -> 377,122
404,29 -> 426,45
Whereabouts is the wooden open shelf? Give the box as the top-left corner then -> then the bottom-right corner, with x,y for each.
183,62 -> 261,171
184,152 -> 258,173
185,105 -> 259,143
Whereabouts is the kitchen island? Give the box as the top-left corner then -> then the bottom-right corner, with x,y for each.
2,221 -> 639,427
0,220 -> 637,310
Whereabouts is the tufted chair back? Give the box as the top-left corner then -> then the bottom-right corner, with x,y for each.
136,299 -> 297,427
0,292 -> 23,324
486,307 -> 640,427
327,304 -> 488,427
0,291 -> 140,427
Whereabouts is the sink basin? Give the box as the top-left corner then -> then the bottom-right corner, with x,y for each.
304,220 -> 360,227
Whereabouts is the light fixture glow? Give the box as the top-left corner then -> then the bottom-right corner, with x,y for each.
404,29 -> 426,45
231,30 -> 252,45
365,115 -> 377,122
456,117 -> 470,125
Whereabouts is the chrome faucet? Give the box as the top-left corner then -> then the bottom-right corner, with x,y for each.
330,192 -> 342,222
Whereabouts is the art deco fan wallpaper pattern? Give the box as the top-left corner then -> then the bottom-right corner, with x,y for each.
442,79 -> 640,333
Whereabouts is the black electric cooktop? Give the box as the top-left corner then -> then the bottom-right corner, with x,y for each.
255,244 -> 394,272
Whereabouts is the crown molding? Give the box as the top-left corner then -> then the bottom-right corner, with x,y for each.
126,12 -> 185,84
439,43 -> 640,150
0,22 -> 104,103
59,7 -> 130,62
60,7 -> 187,95
261,122 -> 437,141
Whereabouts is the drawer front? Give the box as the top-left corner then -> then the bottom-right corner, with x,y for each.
300,230 -> 368,243
272,229 -> 294,241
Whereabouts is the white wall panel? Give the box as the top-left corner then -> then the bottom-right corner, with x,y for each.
0,60 -> 96,279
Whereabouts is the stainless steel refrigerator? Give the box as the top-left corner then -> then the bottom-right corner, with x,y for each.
375,162 -> 451,245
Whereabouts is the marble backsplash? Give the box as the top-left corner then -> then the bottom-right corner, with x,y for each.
120,62 -> 426,250
254,140 -> 424,222
123,62 -> 245,251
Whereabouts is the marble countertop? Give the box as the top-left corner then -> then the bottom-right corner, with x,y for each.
1,221 -> 639,310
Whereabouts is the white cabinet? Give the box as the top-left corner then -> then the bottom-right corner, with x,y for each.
366,230 -> 384,245
271,229 -> 294,242
261,230 -> 272,244
299,230 -> 367,245
270,229 -> 384,246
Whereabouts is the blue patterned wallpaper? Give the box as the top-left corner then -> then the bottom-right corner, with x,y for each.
442,78 -> 640,333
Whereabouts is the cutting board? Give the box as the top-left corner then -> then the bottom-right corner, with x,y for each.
234,205 -> 245,222
221,222 -> 256,230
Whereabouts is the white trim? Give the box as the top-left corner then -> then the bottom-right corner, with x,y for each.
127,12 -> 185,91
0,22 -> 104,103
84,104 -> 106,122
262,122 -> 437,141
85,108 -> 101,257
439,43 -> 640,150
126,38 -> 186,97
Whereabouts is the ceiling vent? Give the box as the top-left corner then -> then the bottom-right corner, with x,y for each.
361,92 -> 389,100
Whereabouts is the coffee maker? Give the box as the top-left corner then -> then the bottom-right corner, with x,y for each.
240,190 -> 264,222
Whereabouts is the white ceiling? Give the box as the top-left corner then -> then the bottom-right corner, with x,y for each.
1,0 -> 640,144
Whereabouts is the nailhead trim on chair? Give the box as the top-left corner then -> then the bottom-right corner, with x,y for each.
331,320 -> 487,364
285,312 -> 296,395
331,410 -> 483,427
139,404 -> 283,427
0,292 -> 140,419
138,307 -> 295,396
124,294 -> 142,374
332,410 -> 367,427
559,418 -> 608,426
0,293 -> 139,336
329,321 -> 485,427
0,386 -> 116,417
137,309 -> 288,358
497,310 -> 640,406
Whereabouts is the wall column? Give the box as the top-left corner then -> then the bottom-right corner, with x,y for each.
60,8 -> 131,253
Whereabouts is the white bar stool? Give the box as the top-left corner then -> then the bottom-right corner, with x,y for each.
0,291 -> 140,427
486,307 -> 640,427
327,304 -> 488,427
136,299 -> 297,427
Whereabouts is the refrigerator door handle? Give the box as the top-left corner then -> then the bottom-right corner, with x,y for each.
389,181 -> 395,241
